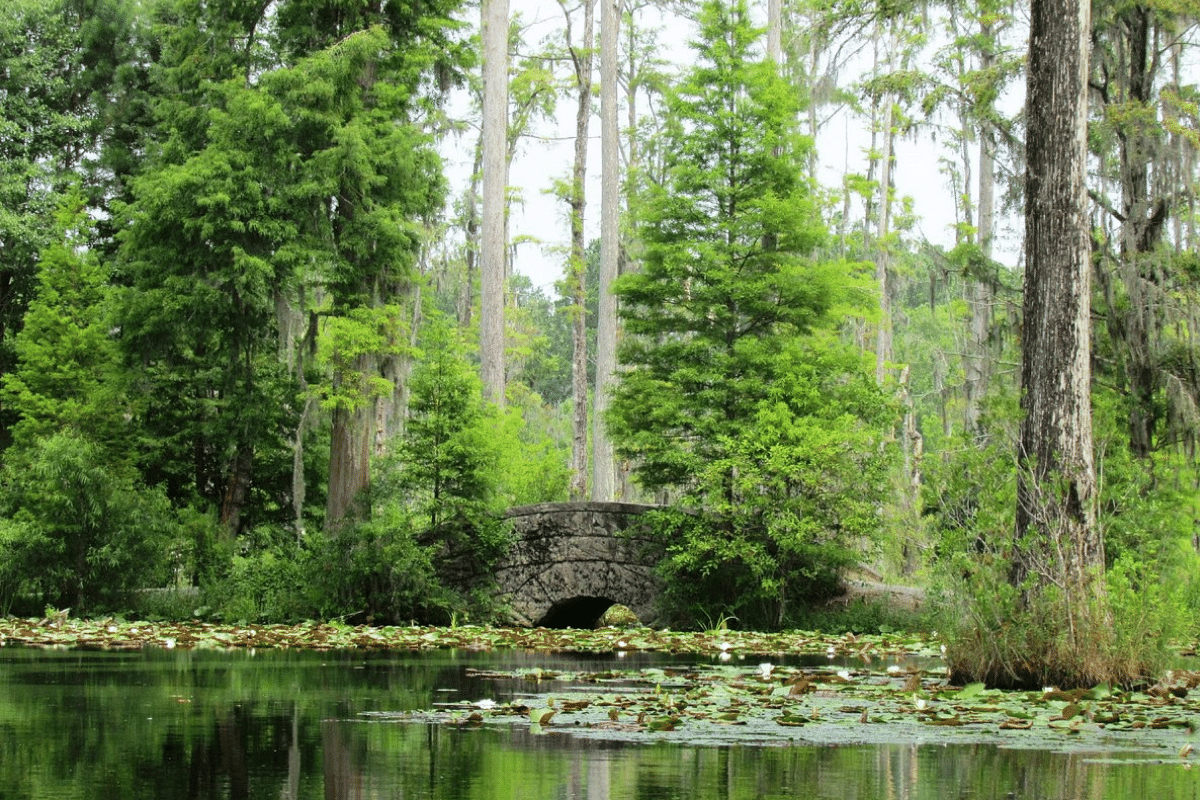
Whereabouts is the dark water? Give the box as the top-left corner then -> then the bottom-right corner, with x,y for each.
0,646 -> 1197,800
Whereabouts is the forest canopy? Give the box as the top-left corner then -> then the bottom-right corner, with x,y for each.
0,0 -> 1196,681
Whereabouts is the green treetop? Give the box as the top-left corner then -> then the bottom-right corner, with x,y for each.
613,0 -> 840,495
608,0 -> 894,627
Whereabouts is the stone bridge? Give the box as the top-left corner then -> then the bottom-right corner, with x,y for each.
493,501 -> 663,628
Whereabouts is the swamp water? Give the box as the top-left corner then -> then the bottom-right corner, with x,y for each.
0,646 -> 1196,800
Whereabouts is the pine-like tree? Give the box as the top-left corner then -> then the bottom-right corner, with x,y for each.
609,0 -> 892,626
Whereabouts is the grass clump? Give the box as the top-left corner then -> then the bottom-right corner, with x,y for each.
940,552 -> 1188,690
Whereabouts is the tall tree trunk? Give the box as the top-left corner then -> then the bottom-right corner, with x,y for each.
219,443 -> 254,538
964,23 -> 996,438
1116,6 -> 1162,461
865,23 -> 895,385
874,98 -> 893,385
767,0 -> 781,65
563,0 -> 595,500
326,397 -> 372,534
1014,0 -> 1099,600
480,0 -> 509,407
219,344 -> 256,540
592,0 -> 621,501
462,139 -> 483,328
291,395 -> 313,542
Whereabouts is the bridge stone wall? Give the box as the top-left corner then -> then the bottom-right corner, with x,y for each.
494,502 -> 663,627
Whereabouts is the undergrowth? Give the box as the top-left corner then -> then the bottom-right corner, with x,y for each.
788,597 -> 933,636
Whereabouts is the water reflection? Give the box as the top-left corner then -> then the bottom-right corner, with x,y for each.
321,724 -> 1200,800
0,646 -> 1195,800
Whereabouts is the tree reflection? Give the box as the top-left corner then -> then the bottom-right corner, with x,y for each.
0,648 -> 1195,799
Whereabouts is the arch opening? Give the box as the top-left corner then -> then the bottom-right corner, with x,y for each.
534,596 -> 616,629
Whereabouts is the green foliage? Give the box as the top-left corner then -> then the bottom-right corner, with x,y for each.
0,517 -> 40,616
930,392 -> 1198,687
394,313 -> 503,526
204,545 -> 309,624
1,193 -> 128,458
613,0 -> 873,491
115,63 -> 305,520
790,598 -> 931,636
315,304 -> 412,413
284,312 -> 517,624
492,391 -> 572,506
201,513 -> 486,626
305,510 -> 464,625
941,548 -> 1184,689
654,346 -> 896,629
0,0 -> 144,438
610,0 -> 891,629
0,432 -> 176,612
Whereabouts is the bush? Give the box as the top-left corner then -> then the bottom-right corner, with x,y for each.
0,433 -> 177,613
0,517 -> 42,616
642,507 -> 852,632
302,509 -> 448,624
297,505 -> 512,626
640,366 -> 896,632
929,398 -> 1196,689
204,545 -> 309,623
789,597 -> 932,636
204,312 -> 525,626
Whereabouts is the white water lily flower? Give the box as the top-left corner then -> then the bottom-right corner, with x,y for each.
718,651 -> 732,662
163,638 -> 176,649
616,640 -> 628,649
837,669 -> 851,680
718,641 -> 732,652
914,697 -> 927,710
886,665 -> 902,674
758,663 -> 774,678
476,699 -> 496,709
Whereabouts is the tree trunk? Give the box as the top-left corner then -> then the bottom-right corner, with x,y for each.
563,0 -> 595,501
480,0 -> 509,407
874,100 -> 893,385
964,23 -> 996,438
592,0 -> 620,502
326,403 -> 371,534
325,351 -> 374,534
219,443 -> 254,539
1014,0 -> 1100,595
462,138 -> 482,328
866,23 -> 895,385
767,0 -> 781,65
1116,6 -> 1162,461
291,395 -> 313,542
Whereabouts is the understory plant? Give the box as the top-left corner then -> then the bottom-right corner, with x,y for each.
0,432 -> 176,613
942,547 -> 1183,689
931,402 -> 1196,688
646,363 -> 896,631
202,312 -> 521,625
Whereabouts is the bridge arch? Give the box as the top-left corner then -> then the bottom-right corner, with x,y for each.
494,502 -> 663,628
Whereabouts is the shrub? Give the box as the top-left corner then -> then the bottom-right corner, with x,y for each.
298,506 -> 512,626
204,545 -> 309,623
0,433 -> 176,613
929,400 -> 1195,688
